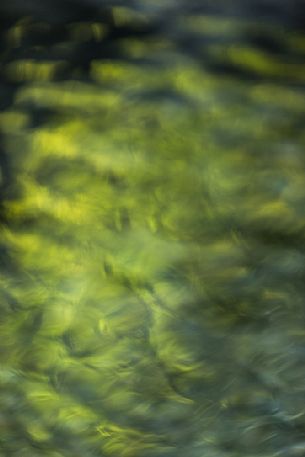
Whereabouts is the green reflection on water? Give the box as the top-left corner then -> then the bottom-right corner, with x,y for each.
1,10 -> 305,457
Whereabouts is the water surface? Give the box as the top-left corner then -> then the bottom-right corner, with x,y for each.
1,2 -> 305,456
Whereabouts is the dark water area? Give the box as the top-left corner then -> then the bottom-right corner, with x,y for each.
1,1 -> 305,456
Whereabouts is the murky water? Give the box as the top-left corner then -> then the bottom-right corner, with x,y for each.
1,2 -> 305,456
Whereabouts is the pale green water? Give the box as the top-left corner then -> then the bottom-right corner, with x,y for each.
1,3 -> 305,456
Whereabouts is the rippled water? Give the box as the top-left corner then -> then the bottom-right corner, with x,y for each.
1,2 -> 305,456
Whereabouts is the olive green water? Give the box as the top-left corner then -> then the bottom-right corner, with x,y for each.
1,4 -> 305,457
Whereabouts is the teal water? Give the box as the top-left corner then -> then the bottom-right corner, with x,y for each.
1,3 -> 305,456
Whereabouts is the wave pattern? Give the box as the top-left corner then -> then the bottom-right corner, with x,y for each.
1,2 -> 305,456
